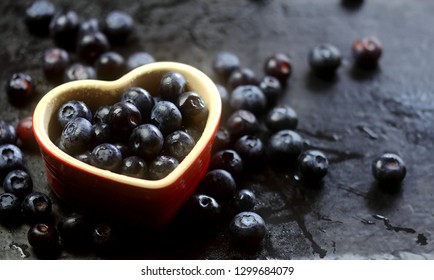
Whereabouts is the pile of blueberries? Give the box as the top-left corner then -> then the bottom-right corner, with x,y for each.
56,71 -> 208,180
0,0 -> 408,258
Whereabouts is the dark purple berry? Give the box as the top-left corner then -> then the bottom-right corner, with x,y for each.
120,156 -> 147,179
227,67 -> 258,90
103,10 -> 134,44
0,144 -> 25,180
57,100 -> 92,128
264,53 -> 292,83
3,169 -> 33,198
77,18 -> 100,38
150,101 -> 183,136
49,10 -> 79,51
163,130 -> 195,161
25,0 -> 56,37
93,105 -> 112,124
90,143 -> 122,172
298,150 -> 329,181
121,87 -> 154,121
57,212 -> 91,248
76,31 -> 110,63
27,223 -> 59,252
64,63 -> 96,82
372,152 -> 406,186
177,91 -> 208,125
113,142 -> 132,158
308,44 -> 342,78
0,192 -> 21,221
126,52 -> 155,71
267,129 -> 303,163
148,155 -> 179,180
59,117 -> 92,155
95,51 -> 126,80
91,123 -> 111,145
212,127 -> 231,153
92,222 -> 117,251
234,135 -> 264,165
158,71 -> 187,102
229,211 -> 266,248
108,101 -> 141,138
22,192 -> 52,222
5,72 -> 36,105
196,169 -> 236,205
128,124 -> 163,160
230,85 -> 266,114
16,117 -> 38,150
232,189 -> 256,213
210,149 -> 243,175
212,51 -> 240,78
42,48 -> 70,81
0,120 -> 17,145
266,104 -> 298,132
185,194 -> 222,227
352,36 -> 382,68
226,109 -> 258,140
259,75 -> 283,105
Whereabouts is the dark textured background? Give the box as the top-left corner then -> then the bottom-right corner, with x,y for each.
1,0 -> 434,259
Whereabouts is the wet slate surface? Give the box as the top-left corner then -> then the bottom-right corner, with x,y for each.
1,0 -> 434,259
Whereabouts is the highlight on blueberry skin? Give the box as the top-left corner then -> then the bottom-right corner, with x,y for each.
372,152 -> 406,186
298,149 -> 329,181
229,211 -> 266,248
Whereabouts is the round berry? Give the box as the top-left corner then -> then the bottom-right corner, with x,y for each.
177,91 -> 208,125
76,31 -> 110,63
148,155 -> 179,180
212,127 -> 231,153
352,36 -> 382,68
0,192 -> 21,220
264,53 -> 292,83
308,44 -> 342,77
234,135 -> 265,164
266,104 -> 298,132
196,169 -> 236,205
64,63 -> 96,82
230,85 -> 266,114
95,51 -> 125,80
150,101 -> 183,136
298,150 -> 329,181
42,48 -> 70,81
3,169 -> 33,198
227,67 -> 257,90
185,194 -> 222,226
0,120 -> 17,145
27,223 -> 59,252
103,10 -> 134,44
77,18 -> 100,38
57,100 -> 93,128
210,149 -> 243,175
229,211 -> 266,247
128,124 -> 164,160
25,0 -> 56,37
120,156 -> 147,179
91,123 -> 111,145
372,152 -> 406,185
92,222 -> 117,251
57,212 -> 91,248
16,117 -> 38,150
121,87 -> 155,121
90,143 -> 123,172
267,129 -> 303,163
226,109 -> 258,139
93,105 -> 112,124
212,51 -> 240,78
126,52 -> 155,71
59,117 -> 93,155
108,101 -> 141,138
22,192 -> 52,222
163,130 -> 196,161
158,71 -> 187,102
232,189 -> 256,213
259,75 -> 283,105
5,72 -> 36,105
49,11 -> 79,50
0,144 -> 25,180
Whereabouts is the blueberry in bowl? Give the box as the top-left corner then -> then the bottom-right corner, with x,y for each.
32,62 -> 222,229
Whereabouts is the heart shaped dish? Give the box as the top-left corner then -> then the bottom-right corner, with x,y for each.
33,62 -> 221,229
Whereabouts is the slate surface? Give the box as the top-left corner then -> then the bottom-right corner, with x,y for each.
1,0 -> 433,259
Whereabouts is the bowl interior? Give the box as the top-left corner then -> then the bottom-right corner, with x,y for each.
33,62 -> 221,189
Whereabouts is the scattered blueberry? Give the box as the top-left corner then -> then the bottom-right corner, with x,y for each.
25,0 -> 56,37
352,36 -> 382,68
232,189 -> 256,213
234,135 -> 265,165
229,211 -> 266,248
264,53 -> 292,84
27,223 -> 59,253
259,75 -> 283,105
227,67 -> 258,90
210,149 -> 243,175
0,120 -> 17,145
103,10 -> 134,44
226,109 -> 258,139
0,192 -> 21,221
185,194 -> 222,227
267,129 -> 303,164
42,48 -> 70,81
212,51 -> 240,78
212,127 -> 231,153
64,63 -> 97,82
5,72 -> 36,105
372,152 -> 406,186
298,150 -> 329,181
16,117 -> 38,150
77,18 -> 100,38
57,212 -> 91,248
230,85 -> 266,114
3,169 -> 33,198
196,169 -> 236,205
266,104 -> 298,132
49,10 -> 79,50
126,52 -> 155,71
76,31 -> 110,63
92,222 -> 117,251
95,51 -> 126,80
0,144 -> 26,180
308,43 -> 342,78
22,192 -> 52,222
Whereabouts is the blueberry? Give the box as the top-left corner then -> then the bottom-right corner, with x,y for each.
232,189 -> 256,213
212,51 -> 240,78
298,150 -> 329,181
128,124 -> 163,160
75,151 -> 91,164
108,101 -> 142,138
229,211 -> 266,247
182,124 -> 205,142
230,85 -> 266,114
93,105 -> 112,124
196,169 -> 236,205
150,101 -> 183,136
22,192 -> 52,222
103,10 -> 134,44
163,130 -> 196,161
59,117 -> 93,155
25,0 -> 56,37
259,75 -> 283,105
49,10 -> 79,50
121,87 -> 155,121
91,123 -> 111,145
210,149 -> 243,175
90,143 -> 122,172
27,223 -> 59,252
3,170 -> 33,198
264,53 -> 292,84
5,72 -> 36,105
113,142 -> 133,158
185,194 -> 222,227
77,18 -> 100,38
0,120 -> 17,145
0,144 -> 25,180
148,155 -> 179,180
95,51 -> 126,80
158,71 -> 187,102
226,109 -> 258,139
266,104 -> 298,132
308,44 -> 342,78
227,67 -> 258,90
352,36 -> 382,68
177,91 -> 208,125
212,127 -> 231,153
267,129 -> 303,164
234,135 -> 265,165
57,212 -> 91,248
64,63 -> 96,82
126,52 -> 155,71
120,156 -> 147,179
16,117 -> 38,150
0,192 -> 21,221
57,100 -> 92,128
92,222 -> 117,251
372,152 -> 406,186
76,31 -> 110,63
41,48 -> 70,81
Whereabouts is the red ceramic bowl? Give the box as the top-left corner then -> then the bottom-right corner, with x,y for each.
33,62 -> 221,229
